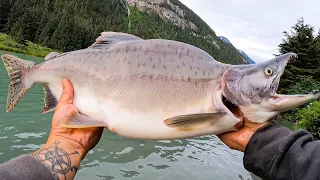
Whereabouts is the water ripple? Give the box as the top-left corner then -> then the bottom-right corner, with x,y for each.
4,126 -> 15,131
11,144 -> 42,151
85,160 -> 100,167
147,163 -> 170,170
14,132 -> 46,139
115,147 -> 134,155
119,169 -> 140,178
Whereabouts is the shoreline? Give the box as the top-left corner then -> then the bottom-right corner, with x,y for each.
0,46 -> 47,57
0,33 -> 60,57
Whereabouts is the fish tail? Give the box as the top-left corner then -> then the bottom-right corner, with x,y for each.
1,54 -> 35,112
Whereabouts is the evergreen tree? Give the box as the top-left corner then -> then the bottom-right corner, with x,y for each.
0,0 -> 12,32
278,18 -> 320,93
278,18 -> 320,139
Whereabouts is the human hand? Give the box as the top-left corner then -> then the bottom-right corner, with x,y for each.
32,79 -> 104,180
48,78 -> 104,155
217,109 -> 269,152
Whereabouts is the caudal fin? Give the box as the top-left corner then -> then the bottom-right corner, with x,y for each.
1,54 -> 35,112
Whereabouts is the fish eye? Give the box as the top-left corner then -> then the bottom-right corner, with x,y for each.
264,68 -> 273,76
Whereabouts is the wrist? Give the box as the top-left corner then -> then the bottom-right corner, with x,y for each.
45,134 -> 88,159
238,129 -> 255,151
31,136 -> 87,180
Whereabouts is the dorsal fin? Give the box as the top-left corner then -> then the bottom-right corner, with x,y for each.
44,52 -> 60,61
89,32 -> 143,49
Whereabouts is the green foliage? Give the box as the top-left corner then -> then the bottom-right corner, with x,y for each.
282,75 -> 320,122
0,0 -> 12,31
2,0 -> 128,52
278,18 -> 320,94
0,0 -> 245,65
296,101 -> 320,139
286,75 -> 320,95
278,18 -> 320,139
0,33 -> 58,57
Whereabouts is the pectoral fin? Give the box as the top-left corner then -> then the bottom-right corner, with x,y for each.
61,113 -> 107,128
164,112 -> 226,130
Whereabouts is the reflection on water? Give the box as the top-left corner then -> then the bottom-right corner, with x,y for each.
14,132 -> 47,139
75,131 -> 253,180
0,50 -> 254,179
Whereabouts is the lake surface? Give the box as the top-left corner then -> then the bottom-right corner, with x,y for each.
0,50 -> 257,180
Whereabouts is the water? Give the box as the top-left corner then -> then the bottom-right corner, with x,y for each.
0,50 -> 255,180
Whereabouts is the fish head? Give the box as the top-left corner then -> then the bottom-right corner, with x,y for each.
217,52 -> 320,123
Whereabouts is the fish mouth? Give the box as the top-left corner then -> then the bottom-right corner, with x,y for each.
266,91 -> 320,112
221,95 -> 241,119
214,78 -> 242,123
214,88 -> 242,122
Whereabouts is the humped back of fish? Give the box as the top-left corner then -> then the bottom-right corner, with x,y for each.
0,32 -> 242,140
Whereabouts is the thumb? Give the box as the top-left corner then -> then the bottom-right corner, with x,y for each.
57,78 -> 74,106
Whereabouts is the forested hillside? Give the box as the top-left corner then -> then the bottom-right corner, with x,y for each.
218,36 -> 256,64
0,0 -> 246,64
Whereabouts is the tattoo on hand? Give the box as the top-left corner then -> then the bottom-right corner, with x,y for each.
32,141 -> 79,180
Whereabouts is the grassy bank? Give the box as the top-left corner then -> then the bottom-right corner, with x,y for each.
0,33 -> 59,57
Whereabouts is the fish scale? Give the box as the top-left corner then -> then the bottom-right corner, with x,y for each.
2,32 -> 319,140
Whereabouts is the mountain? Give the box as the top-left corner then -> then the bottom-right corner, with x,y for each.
0,0 -> 247,64
238,50 -> 255,64
218,36 -> 255,64
218,36 -> 232,45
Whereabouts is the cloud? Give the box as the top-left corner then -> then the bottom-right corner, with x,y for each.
180,0 -> 320,63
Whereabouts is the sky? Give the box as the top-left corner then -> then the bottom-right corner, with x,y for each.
179,0 -> 320,63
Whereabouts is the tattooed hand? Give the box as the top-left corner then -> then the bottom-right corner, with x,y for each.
32,79 -> 104,180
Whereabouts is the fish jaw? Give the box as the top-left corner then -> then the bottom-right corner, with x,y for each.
265,91 -> 320,112
240,91 -> 320,123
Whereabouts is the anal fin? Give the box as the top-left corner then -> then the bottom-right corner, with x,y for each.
164,112 -> 226,131
42,84 -> 58,114
61,113 -> 107,128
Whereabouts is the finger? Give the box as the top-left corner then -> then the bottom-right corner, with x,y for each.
58,78 -> 74,106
